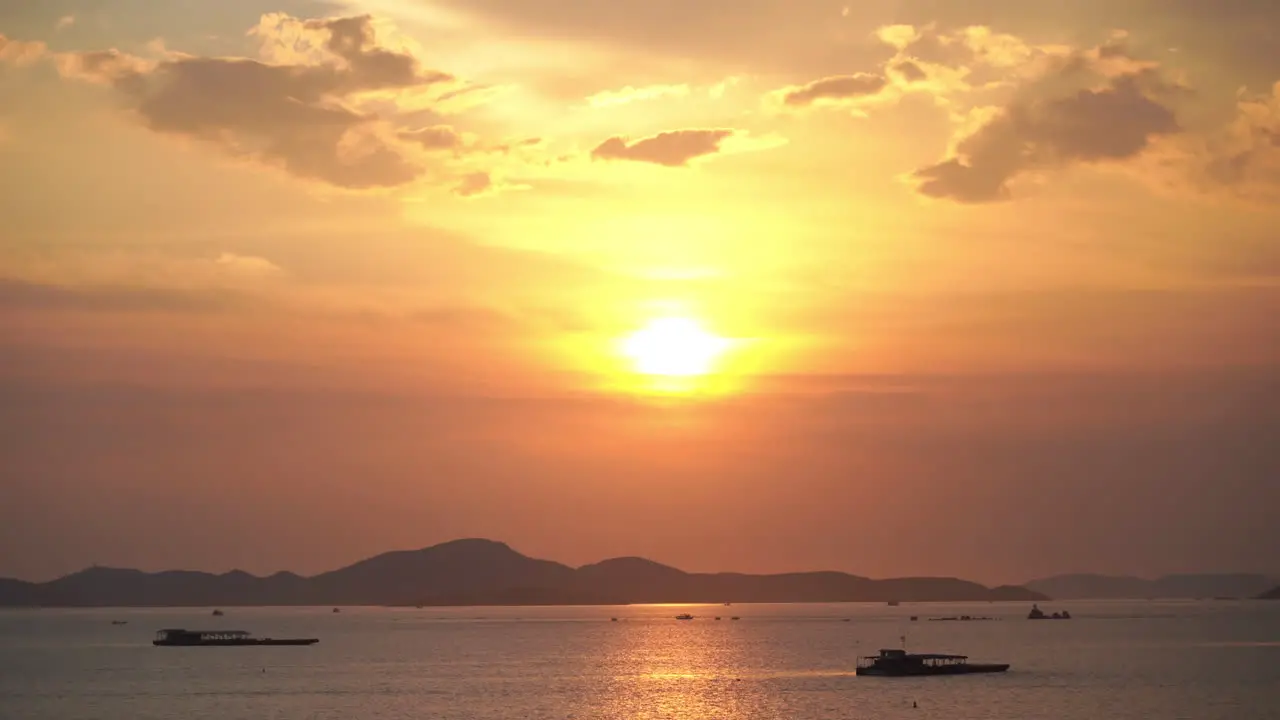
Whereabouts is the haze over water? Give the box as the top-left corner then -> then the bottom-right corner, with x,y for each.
2,601 -> 1278,720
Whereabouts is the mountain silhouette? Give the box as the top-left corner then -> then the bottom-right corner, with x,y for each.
1024,573 -> 1278,600
0,538 -> 1045,607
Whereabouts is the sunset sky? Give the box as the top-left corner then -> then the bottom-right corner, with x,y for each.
1,0 -> 1277,585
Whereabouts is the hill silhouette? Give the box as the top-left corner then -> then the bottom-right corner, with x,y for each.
0,538 -> 1046,607
1024,573 -> 1278,600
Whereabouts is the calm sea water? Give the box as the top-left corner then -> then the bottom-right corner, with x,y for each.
1,601 -> 1277,719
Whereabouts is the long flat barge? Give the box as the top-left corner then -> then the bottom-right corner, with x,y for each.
153,629 -> 318,646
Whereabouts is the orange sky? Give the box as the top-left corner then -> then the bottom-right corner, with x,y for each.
1,0 -> 1278,584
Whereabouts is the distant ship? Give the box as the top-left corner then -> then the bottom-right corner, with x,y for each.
1027,604 -> 1071,620
211,609 -> 224,616
153,629 -> 318,647
674,614 -> 694,620
856,649 -> 1010,676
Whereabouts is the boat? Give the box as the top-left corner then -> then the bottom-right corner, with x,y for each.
887,600 -> 900,606
1027,604 -> 1071,620
856,649 -> 1009,676
211,609 -> 224,616
153,629 -> 318,647
674,614 -> 694,620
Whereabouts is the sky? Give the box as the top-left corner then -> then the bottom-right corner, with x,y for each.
1,0 -> 1278,585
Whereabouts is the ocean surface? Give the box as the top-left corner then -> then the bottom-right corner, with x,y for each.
1,600 -> 1278,719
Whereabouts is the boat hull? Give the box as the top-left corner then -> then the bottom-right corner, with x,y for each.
154,639 -> 318,647
857,663 -> 1009,677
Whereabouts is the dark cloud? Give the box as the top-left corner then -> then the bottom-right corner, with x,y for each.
52,15 -> 455,189
892,61 -> 927,83
591,129 -> 735,167
913,54 -> 1182,202
454,171 -> 493,197
0,278 -> 248,314
400,125 -> 464,151
780,73 -> 888,107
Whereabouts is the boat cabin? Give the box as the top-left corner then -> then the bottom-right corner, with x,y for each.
155,628 -> 251,644
857,648 -> 970,670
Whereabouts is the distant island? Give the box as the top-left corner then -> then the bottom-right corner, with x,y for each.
0,538 -> 1046,608
1023,573 -> 1280,601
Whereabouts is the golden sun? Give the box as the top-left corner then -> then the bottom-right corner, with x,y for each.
620,317 -> 730,377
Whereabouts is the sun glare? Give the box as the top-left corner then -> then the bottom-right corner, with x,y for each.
621,317 -> 730,377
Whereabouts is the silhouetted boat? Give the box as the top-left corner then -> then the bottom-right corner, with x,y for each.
153,629 -> 318,647
1027,604 -> 1071,620
211,609 -> 224,616
675,613 -> 694,620
856,649 -> 1009,676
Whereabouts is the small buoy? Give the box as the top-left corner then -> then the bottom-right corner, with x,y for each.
912,701 -> 917,708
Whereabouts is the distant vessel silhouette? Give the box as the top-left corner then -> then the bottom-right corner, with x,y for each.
1027,604 -> 1071,620
674,613 -> 694,620
856,649 -> 1009,676
153,629 -> 318,646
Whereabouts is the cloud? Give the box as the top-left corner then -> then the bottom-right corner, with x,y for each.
586,83 -> 691,108
0,278 -> 248,315
765,23 -> 1045,116
399,125 -> 465,151
215,253 -> 283,276
910,43 -> 1184,202
454,171 -> 494,197
55,15 -> 75,32
46,15 -> 463,189
1195,82 -> 1280,201
452,170 -> 530,198
591,129 -> 736,167
0,34 -> 46,66
777,74 -> 889,108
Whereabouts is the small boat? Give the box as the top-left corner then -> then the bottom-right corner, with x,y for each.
887,600 -> 900,606
675,614 -> 694,620
856,649 -> 1009,676
153,629 -> 318,647
1027,604 -> 1071,620
211,609 -> 224,617
332,608 -> 340,613
111,620 -> 128,625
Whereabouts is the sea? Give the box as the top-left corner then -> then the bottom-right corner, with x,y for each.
1,600 -> 1277,720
